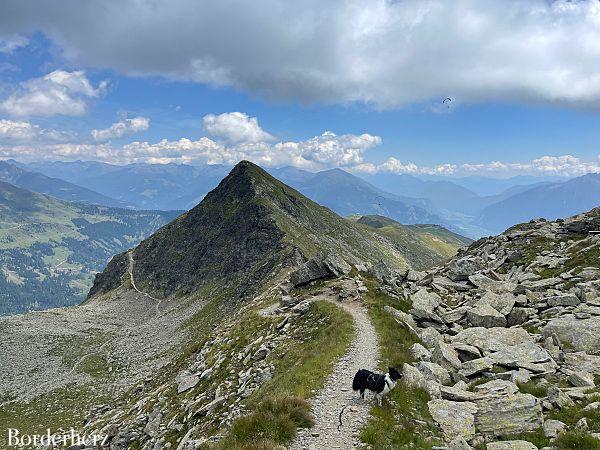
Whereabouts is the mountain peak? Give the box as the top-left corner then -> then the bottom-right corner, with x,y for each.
88,162 -> 409,301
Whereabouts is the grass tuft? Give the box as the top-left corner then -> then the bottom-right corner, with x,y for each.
553,431 -> 600,449
217,396 -> 313,449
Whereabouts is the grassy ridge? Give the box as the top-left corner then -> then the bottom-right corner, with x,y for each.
213,300 -> 355,449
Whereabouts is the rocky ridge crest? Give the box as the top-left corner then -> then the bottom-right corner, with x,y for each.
382,208 -> 600,448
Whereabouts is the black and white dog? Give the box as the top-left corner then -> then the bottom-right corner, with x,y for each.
352,367 -> 402,405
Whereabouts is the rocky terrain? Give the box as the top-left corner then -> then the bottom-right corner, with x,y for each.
379,208 -> 600,448
1,160 -> 597,450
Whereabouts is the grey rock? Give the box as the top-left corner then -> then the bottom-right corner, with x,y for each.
444,306 -> 470,323
486,441 -> 538,450
410,289 -> 443,322
475,393 -> 542,436
428,399 -> 478,440
575,417 -> 589,431
252,345 -> 270,361
440,385 -> 486,402
384,305 -> 419,335
292,300 -> 311,315
467,304 -> 506,328
562,352 -> 600,375
323,254 -> 352,277
489,341 -> 552,369
460,357 -> 493,377
543,419 -> 566,439
446,257 -> 485,281
433,277 -> 472,292
176,373 -> 200,394
510,369 -> 532,384
452,327 -> 533,354
407,269 -> 426,282
418,361 -> 451,385
289,258 -> 333,286
522,278 -> 563,291
432,341 -> 462,371
477,291 -> 516,316
473,380 -> 519,397
408,343 -> 432,361
568,371 -> 595,388
546,294 -> 580,307
447,436 -> 474,450
419,327 -> 445,349
507,307 -> 535,327
453,343 -> 483,362
547,386 -> 575,409
543,315 -> 600,354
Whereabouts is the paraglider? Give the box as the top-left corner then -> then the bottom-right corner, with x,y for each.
443,97 -> 452,108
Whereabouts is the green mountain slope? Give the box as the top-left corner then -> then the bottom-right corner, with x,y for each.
89,161 -> 411,300
351,215 -> 472,269
0,181 -> 180,315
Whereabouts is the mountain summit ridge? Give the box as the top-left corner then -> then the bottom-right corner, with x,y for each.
89,161 -> 410,300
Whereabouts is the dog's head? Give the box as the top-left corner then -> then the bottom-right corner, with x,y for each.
388,367 -> 402,381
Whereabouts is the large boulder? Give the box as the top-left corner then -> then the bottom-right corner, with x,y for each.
428,399 -> 478,440
563,352 -> 600,375
432,341 -> 462,371
475,393 -> 543,436
477,291 -> 516,316
460,357 -> 493,377
488,342 -> 553,370
543,315 -> 600,354
410,289 -> 443,322
452,327 -> 533,354
445,257 -> 485,281
289,253 -> 352,286
323,254 -> 352,277
289,258 -> 333,286
467,304 -> 507,328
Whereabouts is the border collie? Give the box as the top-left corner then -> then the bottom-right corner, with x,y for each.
352,367 -> 402,405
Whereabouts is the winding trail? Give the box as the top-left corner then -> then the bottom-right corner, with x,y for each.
291,300 -> 380,450
127,250 -> 163,315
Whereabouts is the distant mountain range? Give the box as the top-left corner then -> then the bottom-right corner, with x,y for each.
0,181 -> 179,315
10,159 -> 600,238
476,173 -> 600,233
0,160 -> 130,208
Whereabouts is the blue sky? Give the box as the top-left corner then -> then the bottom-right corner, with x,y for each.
1,0 -> 599,178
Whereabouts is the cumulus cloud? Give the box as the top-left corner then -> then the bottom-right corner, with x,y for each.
0,119 -> 73,142
0,70 -> 107,117
91,116 -> 150,141
2,1 -> 600,108
202,112 -> 274,144
352,155 -> 600,177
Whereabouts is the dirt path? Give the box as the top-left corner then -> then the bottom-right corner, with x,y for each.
127,250 -> 163,315
291,300 -> 380,450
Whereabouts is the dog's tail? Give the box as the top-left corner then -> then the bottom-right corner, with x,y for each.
352,369 -> 368,391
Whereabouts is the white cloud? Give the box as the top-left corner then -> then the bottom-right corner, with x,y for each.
351,155 -> 600,177
0,34 -> 28,53
0,119 -> 73,142
202,112 -> 274,144
0,70 -> 107,117
91,116 -> 150,141
3,1 -> 600,108
275,131 -> 381,167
